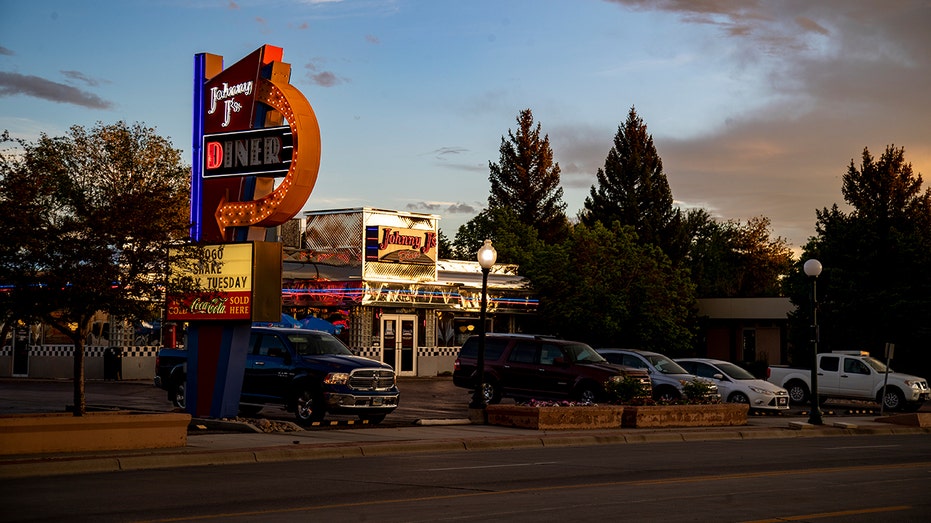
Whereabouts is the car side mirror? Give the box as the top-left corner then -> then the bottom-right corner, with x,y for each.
283,352 -> 292,365
713,373 -> 725,381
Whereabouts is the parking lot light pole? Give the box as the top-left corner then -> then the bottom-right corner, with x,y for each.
470,239 -> 498,410
804,258 -> 824,425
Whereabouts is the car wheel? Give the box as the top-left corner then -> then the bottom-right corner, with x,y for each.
480,380 -> 502,405
785,381 -> 809,405
654,386 -> 680,403
359,414 -> 386,424
171,381 -> 186,409
880,388 -> 905,411
295,388 -> 325,425
574,384 -> 599,404
728,392 -> 750,404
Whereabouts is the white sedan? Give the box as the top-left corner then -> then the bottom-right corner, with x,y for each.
676,358 -> 789,411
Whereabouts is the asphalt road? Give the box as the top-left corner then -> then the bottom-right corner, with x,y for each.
2,433 -> 930,522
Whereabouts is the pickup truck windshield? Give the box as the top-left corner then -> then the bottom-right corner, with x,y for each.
862,356 -> 889,373
287,333 -> 353,356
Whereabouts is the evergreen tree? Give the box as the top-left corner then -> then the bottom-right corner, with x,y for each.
581,106 -> 688,263
488,109 -> 568,243
785,145 -> 931,376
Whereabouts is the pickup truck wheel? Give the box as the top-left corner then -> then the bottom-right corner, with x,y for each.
295,389 -> 325,425
728,392 -> 750,404
171,382 -> 186,409
880,388 -> 905,411
786,381 -> 809,405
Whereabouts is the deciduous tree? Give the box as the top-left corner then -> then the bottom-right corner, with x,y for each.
0,122 -> 193,414
522,222 -> 696,353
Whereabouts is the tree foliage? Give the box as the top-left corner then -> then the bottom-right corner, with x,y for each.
581,106 -> 689,264
689,215 -> 794,297
451,207 -> 543,266
0,122 -> 192,414
487,109 -> 569,244
521,221 -> 696,353
785,145 -> 931,375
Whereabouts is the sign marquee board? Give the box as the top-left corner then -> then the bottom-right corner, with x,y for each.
191,45 -> 321,243
166,242 -> 281,322
364,226 -> 438,265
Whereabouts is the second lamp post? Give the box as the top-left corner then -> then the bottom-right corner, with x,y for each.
470,239 -> 498,410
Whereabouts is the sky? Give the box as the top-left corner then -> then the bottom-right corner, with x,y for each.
2,0 -> 929,252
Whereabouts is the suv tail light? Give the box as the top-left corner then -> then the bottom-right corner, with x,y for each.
454,358 -> 461,371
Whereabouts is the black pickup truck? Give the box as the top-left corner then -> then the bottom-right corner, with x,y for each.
154,326 -> 399,425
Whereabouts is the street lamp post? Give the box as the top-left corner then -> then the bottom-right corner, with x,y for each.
804,258 -> 823,425
469,239 -> 498,410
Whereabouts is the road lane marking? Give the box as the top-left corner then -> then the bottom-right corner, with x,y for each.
740,505 -> 911,522
424,461 -> 559,471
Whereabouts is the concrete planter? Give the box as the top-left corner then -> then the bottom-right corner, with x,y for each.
485,405 -> 625,430
622,403 -> 748,428
0,411 -> 191,456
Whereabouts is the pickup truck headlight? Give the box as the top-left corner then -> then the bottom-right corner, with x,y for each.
748,386 -> 775,395
324,372 -> 350,385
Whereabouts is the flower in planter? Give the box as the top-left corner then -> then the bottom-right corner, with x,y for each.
519,399 -> 594,407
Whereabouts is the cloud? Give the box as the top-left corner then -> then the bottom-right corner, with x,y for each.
574,0 -> 931,249
446,202 -> 478,214
305,61 -> 345,87
227,1 -> 239,9
61,70 -> 107,87
365,34 -> 380,44
0,46 -> 13,56
406,201 -> 479,215
431,146 -> 468,159
0,71 -> 113,109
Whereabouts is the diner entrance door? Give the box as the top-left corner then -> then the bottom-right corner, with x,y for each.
380,314 -> 417,376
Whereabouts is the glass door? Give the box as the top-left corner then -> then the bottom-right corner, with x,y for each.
381,314 -> 417,376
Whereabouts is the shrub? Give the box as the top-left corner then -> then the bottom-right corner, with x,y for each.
681,379 -> 721,404
605,375 -> 652,404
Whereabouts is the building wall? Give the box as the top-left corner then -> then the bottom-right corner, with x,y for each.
0,345 -> 159,380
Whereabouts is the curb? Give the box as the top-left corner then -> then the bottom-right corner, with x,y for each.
2,422 -> 927,480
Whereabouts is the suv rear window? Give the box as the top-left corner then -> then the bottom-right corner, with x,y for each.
458,337 -> 508,361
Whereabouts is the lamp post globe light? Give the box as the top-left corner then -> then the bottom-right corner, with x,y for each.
803,258 -> 823,425
470,239 -> 498,410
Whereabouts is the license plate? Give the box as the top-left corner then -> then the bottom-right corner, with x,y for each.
371,398 -> 383,406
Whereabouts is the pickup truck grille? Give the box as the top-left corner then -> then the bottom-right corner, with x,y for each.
348,369 -> 396,391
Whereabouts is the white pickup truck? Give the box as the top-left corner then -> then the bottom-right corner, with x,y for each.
767,351 -> 930,411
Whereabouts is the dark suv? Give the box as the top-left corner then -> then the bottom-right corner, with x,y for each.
453,334 -> 651,404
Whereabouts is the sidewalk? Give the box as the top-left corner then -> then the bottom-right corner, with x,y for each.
3,412 -> 929,479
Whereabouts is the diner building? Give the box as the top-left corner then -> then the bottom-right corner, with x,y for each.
0,208 -> 539,379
